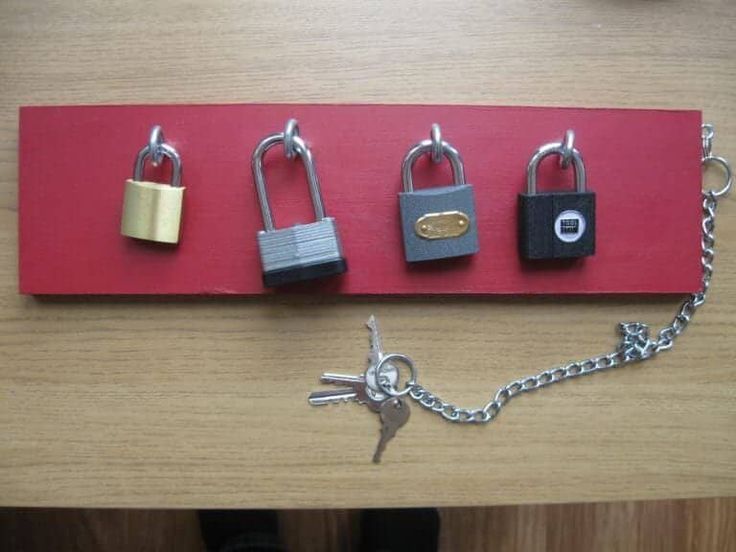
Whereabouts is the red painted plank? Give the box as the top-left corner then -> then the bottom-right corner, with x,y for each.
18,103 -> 702,295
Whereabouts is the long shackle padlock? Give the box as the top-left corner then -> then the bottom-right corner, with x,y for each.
252,119 -> 347,287
518,129 -> 596,260
399,124 -> 479,262
120,125 -> 185,244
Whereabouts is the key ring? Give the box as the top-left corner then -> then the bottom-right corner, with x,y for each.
701,125 -> 732,199
703,156 -> 733,198
375,353 -> 417,397
147,125 -> 166,167
430,123 -> 443,164
283,118 -> 301,160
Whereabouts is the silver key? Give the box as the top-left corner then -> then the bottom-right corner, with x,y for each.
308,316 -> 398,411
366,315 -> 400,400
366,315 -> 384,369
307,387 -> 360,406
372,397 -> 411,463
307,373 -> 366,407
307,370 -> 398,411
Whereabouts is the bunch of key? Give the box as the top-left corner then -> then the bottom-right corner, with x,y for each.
308,316 -> 411,463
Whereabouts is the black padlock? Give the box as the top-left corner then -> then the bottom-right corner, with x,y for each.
518,130 -> 595,260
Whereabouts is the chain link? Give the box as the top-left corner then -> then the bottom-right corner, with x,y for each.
408,190 -> 721,424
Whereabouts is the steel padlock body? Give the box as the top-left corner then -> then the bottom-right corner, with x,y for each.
399,184 -> 479,262
518,191 -> 595,259
120,179 -> 184,244
257,217 -> 347,287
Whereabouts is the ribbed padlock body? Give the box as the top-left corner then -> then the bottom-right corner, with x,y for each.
257,217 -> 347,287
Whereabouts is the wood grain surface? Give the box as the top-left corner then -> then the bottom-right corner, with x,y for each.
0,0 -> 734,508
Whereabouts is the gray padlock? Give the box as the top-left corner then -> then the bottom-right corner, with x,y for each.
399,124 -> 479,262
252,119 -> 347,287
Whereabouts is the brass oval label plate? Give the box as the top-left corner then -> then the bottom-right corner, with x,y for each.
414,211 -> 470,240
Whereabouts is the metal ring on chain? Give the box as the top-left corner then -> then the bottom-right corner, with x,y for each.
702,155 -> 733,199
559,129 -> 575,169
375,353 -> 417,397
283,119 -> 300,160
430,123 -> 443,164
147,125 -> 166,167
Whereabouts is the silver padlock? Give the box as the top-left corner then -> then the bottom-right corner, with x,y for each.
399,124 -> 479,262
252,119 -> 347,287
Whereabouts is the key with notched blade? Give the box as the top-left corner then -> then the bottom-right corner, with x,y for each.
373,397 -> 411,463
307,373 -> 365,406
308,369 -> 397,412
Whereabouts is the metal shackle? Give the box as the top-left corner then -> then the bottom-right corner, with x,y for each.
527,130 -> 586,195
133,125 -> 182,187
252,120 -> 325,232
402,125 -> 466,193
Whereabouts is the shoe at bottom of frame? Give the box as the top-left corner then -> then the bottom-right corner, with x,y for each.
359,508 -> 440,552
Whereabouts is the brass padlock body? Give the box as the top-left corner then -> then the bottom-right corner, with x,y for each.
120,179 -> 184,244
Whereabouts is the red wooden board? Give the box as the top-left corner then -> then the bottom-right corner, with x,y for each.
18,104 -> 702,295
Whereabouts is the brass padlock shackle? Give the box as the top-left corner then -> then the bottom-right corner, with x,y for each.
133,125 -> 182,187
402,123 -> 466,193
252,119 -> 326,232
527,129 -> 586,195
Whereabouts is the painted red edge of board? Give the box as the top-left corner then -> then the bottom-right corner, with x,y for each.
18,103 -> 702,295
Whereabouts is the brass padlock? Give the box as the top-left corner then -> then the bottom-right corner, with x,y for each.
120,125 -> 184,244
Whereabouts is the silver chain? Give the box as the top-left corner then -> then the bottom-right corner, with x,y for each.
407,125 -> 730,424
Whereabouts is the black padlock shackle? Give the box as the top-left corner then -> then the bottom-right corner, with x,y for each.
133,138 -> 182,188
402,139 -> 466,193
527,133 -> 586,195
252,124 -> 325,232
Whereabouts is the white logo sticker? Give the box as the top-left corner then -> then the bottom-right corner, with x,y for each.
554,210 -> 586,243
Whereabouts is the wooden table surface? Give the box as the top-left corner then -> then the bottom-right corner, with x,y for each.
1,0 -> 734,509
